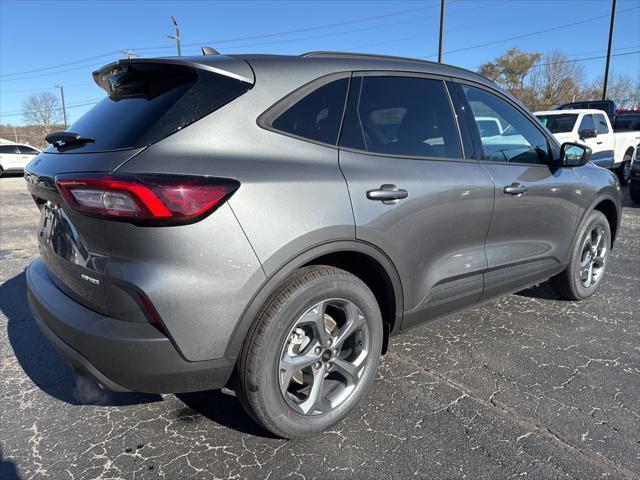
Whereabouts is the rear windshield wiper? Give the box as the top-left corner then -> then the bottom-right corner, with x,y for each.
45,131 -> 96,152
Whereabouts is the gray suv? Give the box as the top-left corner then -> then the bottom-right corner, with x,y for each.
25,52 -> 622,438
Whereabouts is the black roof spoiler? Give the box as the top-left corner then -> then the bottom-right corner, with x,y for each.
92,56 -> 254,92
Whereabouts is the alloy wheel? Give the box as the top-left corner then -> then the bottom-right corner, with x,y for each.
579,225 -> 607,288
278,298 -> 370,415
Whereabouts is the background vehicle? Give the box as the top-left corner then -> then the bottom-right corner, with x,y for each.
0,142 -> 40,176
535,109 -> 639,184
630,145 -> 640,203
614,112 -> 640,132
557,99 -> 617,122
25,52 -> 622,438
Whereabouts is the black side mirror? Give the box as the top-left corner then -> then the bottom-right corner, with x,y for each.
560,142 -> 592,167
579,128 -> 597,139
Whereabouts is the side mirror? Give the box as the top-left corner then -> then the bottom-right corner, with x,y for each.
579,128 -> 597,139
560,142 -> 592,167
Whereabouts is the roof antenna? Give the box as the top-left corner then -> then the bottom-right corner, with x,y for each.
201,46 -> 219,55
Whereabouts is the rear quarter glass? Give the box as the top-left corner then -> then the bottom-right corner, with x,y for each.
46,63 -> 251,154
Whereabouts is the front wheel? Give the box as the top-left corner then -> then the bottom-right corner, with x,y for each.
236,265 -> 383,438
616,154 -> 632,185
550,210 -> 611,300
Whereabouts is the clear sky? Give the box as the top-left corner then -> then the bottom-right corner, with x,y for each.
1,0 -> 639,125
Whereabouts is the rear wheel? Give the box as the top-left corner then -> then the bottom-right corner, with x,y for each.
236,265 -> 383,438
630,179 -> 640,204
550,210 -> 611,300
616,153 -> 632,185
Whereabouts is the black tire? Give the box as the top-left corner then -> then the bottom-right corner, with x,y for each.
615,154 -> 632,185
236,265 -> 383,438
630,179 -> 640,204
550,210 -> 611,300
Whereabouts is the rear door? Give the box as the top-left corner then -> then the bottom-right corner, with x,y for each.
0,144 -> 20,170
454,82 -> 581,298
16,145 -> 39,169
338,73 -> 495,329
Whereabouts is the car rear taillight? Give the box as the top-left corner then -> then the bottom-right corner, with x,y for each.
56,173 -> 239,225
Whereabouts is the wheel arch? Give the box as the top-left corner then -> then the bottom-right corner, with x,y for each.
591,195 -> 620,246
224,240 -> 404,360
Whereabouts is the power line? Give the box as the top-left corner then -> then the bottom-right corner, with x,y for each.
4,49 -> 637,119
422,5 -> 639,58
0,3 -> 441,78
137,3 -> 444,52
0,83 -> 95,95
0,100 -> 101,118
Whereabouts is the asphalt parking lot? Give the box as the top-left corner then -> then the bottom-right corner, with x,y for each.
0,174 -> 638,480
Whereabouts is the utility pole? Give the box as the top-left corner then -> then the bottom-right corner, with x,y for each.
438,0 -> 446,63
121,49 -> 138,59
55,85 -> 68,129
13,126 -> 18,143
168,16 -> 182,56
602,0 -> 617,100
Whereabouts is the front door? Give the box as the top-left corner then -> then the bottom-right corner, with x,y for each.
455,82 -> 581,298
338,74 -> 495,329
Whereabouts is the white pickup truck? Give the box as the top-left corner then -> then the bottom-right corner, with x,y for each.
535,109 -> 639,184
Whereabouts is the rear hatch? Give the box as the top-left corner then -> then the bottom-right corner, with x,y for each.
26,56 -> 253,318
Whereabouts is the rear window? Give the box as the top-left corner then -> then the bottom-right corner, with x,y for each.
270,78 -> 349,145
536,114 -> 578,133
47,63 -> 251,153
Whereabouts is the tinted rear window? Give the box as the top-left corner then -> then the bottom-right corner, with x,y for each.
536,114 -> 578,133
47,63 -> 251,153
271,78 -> 349,145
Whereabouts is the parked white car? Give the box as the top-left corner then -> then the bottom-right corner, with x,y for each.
535,109 -> 639,184
0,143 -> 40,176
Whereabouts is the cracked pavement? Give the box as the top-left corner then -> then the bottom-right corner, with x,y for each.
1,175 -> 639,479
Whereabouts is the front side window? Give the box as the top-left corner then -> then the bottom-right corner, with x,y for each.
595,114 -> 609,134
339,76 -> 462,159
536,113 -> 578,134
461,85 -> 550,164
271,78 -> 349,145
579,114 -> 597,132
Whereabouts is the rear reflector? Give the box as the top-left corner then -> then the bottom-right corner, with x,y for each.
56,173 -> 239,225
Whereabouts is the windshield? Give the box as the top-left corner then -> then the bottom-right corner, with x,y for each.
536,114 -> 578,134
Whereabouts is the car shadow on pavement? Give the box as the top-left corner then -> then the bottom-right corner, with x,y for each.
0,445 -> 21,480
176,390 -> 278,439
2,271 -> 161,407
515,281 -> 563,301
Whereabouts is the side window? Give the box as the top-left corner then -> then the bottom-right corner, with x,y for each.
0,145 -> 18,154
339,76 -> 462,159
579,114 -> 596,132
18,146 -> 38,154
461,85 -> 550,164
271,78 -> 349,145
595,114 -> 609,134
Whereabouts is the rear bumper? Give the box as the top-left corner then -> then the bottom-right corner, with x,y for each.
26,258 -> 235,394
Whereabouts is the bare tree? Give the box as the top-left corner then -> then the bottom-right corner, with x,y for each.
528,51 -> 585,111
583,73 -> 640,109
22,92 -> 63,138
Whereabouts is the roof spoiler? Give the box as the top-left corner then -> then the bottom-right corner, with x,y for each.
92,56 -> 254,93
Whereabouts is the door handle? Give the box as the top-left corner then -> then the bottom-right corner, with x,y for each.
503,182 -> 528,196
366,184 -> 408,204
596,141 -> 603,145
